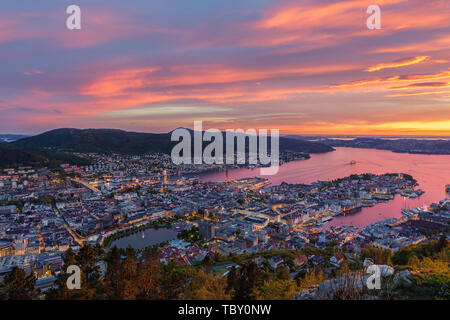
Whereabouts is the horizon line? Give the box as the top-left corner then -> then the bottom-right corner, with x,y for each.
1,127 -> 450,138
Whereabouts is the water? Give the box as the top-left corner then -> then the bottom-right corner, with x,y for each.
111,227 -> 178,249
199,147 -> 450,229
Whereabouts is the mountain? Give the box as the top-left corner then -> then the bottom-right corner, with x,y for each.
0,144 -> 91,169
0,134 -> 29,143
322,137 -> 450,155
284,135 -> 450,155
11,128 -> 334,155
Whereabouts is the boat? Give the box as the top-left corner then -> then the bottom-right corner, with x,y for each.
349,160 -> 356,165
141,232 -> 145,239
446,184 -> 450,192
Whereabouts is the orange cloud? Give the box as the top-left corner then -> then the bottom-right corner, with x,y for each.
255,0 -> 406,30
366,56 -> 429,72
390,82 -> 450,90
82,63 -> 356,99
387,90 -> 450,97
332,70 -> 450,88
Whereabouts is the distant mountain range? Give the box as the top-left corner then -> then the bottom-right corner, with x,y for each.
0,134 -> 29,143
10,128 -> 334,155
285,135 -> 450,155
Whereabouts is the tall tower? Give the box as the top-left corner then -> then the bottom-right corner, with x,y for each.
163,170 -> 167,185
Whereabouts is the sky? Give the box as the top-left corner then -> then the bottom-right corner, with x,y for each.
0,0 -> 449,136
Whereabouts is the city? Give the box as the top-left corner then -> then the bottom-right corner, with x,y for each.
0,150 -> 448,299
0,0 -> 449,309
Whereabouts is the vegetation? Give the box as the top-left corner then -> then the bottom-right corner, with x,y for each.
0,267 -> 38,300
0,144 -> 90,169
177,226 -> 203,244
0,238 -> 448,300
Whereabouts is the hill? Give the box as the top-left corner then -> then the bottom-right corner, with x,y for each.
0,144 -> 91,169
324,137 -> 450,155
285,135 -> 450,155
11,128 -> 334,155
0,134 -> 29,143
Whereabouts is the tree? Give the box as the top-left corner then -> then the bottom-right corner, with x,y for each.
361,245 -> 393,265
408,255 -> 421,268
184,270 -> 231,300
277,266 -> 290,280
297,268 -> 327,290
0,267 -> 37,300
253,279 -> 298,300
117,246 -> 140,299
136,248 -> 162,299
104,246 -> 122,299
46,248 -> 77,299
46,245 -> 102,300
338,261 -> 351,277
226,266 -> 238,294
160,262 -> 196,299
75,245 -> 102,299
232,262 -> 266,300
436,234 -> 448,252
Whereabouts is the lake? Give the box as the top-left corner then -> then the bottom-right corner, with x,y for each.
111,227 -> 178,249
199,147 -> 450,229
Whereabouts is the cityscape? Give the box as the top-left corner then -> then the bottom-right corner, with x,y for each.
0,0 -> 449,306
0,137 -> 448,300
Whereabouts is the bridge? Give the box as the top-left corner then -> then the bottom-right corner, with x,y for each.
69,178 -> 101,194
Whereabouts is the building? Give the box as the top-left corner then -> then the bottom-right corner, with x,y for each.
0,205 -> 17,215
269,255 -> 284,269
293,255 -> 308,268
330,253 -> 344,267
0,241 -> 14,257
199,221 -> 215,241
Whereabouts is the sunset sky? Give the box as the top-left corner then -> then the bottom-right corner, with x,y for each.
1,0 -> 449,135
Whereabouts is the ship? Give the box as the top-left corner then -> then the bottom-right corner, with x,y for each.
349,160 -> 356,165
340,204 -> 362,215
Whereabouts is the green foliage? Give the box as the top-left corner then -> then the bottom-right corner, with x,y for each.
390,258 -> 450,300
160,261 -> 196,299
184,269 -> 231,300
253,279 -> 298,300
228,262 -> 268,300
177,226 -> 203,244
0,267 -> 37,300
361,245 -> 393,265
1,239 -> 447,301
392,239 -> 448,266
0,144 -> 90,169
296,268 -> 328,289
46,246 -> 103,300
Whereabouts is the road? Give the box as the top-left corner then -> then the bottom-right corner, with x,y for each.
52,201 -> 85,247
